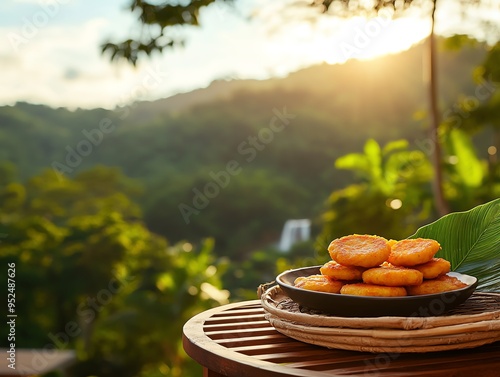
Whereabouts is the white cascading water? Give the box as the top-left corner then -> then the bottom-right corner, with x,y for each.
278,219 -> 311,252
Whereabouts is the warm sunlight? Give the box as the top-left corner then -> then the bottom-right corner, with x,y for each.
300,15 -> 431,65
1,0 -> 497,109
342,16 -> 430,61
2,1 -> 499,377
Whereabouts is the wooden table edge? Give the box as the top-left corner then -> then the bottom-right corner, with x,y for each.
183,300 -> 346,377
183,300 -> 500,377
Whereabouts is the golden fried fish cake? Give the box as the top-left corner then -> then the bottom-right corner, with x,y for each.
406,275 -> 468,296
387,239 -> 398,248
413,258 -> 451,279
362,264 -> 423,287
294,275 -> 344,294
328,234 -> 391,268
340,283 -> 407,297
320,260 -> 366,281
388,238 -> 440,267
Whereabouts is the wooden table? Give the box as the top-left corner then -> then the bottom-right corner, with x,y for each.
0,349 -> 75,377
183,300 -> 500,377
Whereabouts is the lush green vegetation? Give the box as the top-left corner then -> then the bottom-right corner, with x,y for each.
0,40 -> 492,257
0,165 -> 228,376
0,39 -> 499,376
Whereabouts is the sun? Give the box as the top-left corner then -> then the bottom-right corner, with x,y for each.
329,15 -> 430,64
285,15 -> 431,66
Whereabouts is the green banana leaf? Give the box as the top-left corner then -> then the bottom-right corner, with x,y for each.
409,198 -> 500,292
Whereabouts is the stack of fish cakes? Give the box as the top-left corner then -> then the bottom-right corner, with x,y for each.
294,234 -> 467,297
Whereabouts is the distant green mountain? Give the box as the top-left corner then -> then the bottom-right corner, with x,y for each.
0,38 -> 489,257
132,38 -> 484,121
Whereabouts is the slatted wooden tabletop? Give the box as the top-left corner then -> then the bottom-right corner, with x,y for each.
182,300 -> 500,377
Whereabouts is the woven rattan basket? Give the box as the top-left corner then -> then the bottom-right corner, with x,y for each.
261,285 -> 500,353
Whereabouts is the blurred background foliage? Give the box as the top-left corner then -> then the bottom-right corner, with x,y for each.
0,164 -> 228,376
0,34 -> 499,377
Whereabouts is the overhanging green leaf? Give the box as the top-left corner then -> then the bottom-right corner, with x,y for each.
409,198 -> 500,292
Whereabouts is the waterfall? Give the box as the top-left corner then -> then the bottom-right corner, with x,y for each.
278,219 -> 311,252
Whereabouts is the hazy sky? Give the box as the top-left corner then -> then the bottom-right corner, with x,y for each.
0,0 -> 498,109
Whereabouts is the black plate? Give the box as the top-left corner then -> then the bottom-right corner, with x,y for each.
276,266 -> 478,317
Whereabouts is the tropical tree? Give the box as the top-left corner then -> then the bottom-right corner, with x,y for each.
304,0 -> 500,216
0,165 -> 229,377
318,139 -> 433,245
103,0 -> 499,218
442,40 -> 500,208
101,0 -> 233,65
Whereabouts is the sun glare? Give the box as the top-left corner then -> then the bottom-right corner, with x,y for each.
285,15 -> 431,66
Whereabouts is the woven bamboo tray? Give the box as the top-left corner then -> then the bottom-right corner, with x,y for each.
261,285 -> 500,353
